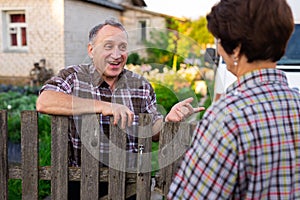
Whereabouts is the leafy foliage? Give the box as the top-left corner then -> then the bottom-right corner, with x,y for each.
183,17 -> 215,46
1,85 -> 51,199
141,16 -> 214,70
144,30 -> 177,67
0,91 -> 37,142
127,52 -> 142,65
152,83 -> 179,115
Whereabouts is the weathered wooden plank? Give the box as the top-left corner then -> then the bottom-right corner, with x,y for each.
0,110 -> 8,200
9,165 -> 138,182
109,117 -> 127,200
99,183 -> 137,200
158,122 -> 192,196
80,114 -> 100,199
136,114 -> 152,200
158,122 -> 177,196
21,111 -> 39,200
51,115 -> 69,200
173,123 -> 191,173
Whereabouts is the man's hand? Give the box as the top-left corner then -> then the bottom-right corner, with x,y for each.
37,91 -> 134,129
165,97 -> 205,122
101,102 -> 134,129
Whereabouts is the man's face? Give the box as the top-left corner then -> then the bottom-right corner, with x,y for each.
90,25 -> 128,79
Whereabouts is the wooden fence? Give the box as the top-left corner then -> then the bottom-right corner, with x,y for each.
0,110 -> 195,200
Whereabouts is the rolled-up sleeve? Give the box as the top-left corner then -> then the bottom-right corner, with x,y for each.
39,66 -> 77,95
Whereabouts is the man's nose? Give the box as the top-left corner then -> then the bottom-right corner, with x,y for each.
111,47 -> 122,59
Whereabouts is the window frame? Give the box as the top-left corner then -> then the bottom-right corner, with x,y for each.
2,10 -> 28,52
138,20 -> 147,42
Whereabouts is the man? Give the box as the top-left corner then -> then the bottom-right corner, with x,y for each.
36,18 -> 203,199
168,0 -> 300,199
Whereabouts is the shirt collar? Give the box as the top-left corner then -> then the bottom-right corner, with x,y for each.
227,68 -> 289,93
88,64 -> 127,88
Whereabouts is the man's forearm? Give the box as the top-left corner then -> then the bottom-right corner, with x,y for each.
36,90 -> 105,115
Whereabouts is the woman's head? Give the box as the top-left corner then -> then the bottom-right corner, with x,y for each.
207,0 -> 294,63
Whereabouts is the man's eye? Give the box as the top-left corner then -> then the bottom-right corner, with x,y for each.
104,44 -> 113,49
119,44 -> 127,51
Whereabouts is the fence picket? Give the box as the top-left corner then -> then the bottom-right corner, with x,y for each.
172,122 -> 192,173
159,122 -> 193,196
0,110 -> 8,200
51,115 -> 69,200
81,114 -> 100,199
136,114 -> 153,200
21,111 -> 39,200
109,118 -> 127,200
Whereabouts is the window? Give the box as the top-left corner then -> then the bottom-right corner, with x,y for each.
139,20 -> 146,42
3,11 -> 27,51
278,24 -> 300,65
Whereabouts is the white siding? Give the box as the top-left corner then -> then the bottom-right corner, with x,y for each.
64,0 -> 121,67
122,9 -> 166,58
0,0 -> 64,78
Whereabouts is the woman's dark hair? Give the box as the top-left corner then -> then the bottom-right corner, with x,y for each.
206,0 -> 294,62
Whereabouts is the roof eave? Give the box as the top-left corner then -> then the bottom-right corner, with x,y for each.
83,0 -> 124,11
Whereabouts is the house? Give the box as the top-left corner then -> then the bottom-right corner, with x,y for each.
0,0 -> 182,85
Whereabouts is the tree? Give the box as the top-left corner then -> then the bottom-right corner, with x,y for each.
144,16 -> 214,70
186,17 -> 214,46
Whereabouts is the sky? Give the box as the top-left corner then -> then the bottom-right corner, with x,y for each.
144,0 -> 220,20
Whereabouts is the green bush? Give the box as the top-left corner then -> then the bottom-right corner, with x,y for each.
153,83 -> 179,115
0,86 -> 51,199
153,82 -> 205,118
127,52 -> 142,65
0,91 -> 38,142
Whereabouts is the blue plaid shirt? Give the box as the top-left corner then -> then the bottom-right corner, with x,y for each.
168,68 -> 300,199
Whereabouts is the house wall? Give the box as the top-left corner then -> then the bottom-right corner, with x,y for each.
0,0 -> 169,85
121,9 -> 166,58
64,0 -> 121,67
0,0 -> 64,82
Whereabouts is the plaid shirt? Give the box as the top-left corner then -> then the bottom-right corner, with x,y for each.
168,69 -> 300,199
40,64 -> 162,166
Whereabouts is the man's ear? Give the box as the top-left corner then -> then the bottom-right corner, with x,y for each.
88,43 -> 93,58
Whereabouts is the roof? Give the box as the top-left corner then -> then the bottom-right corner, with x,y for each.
131,0 -> 147,7
122,4 -> 188,22
83,0 -> 124,10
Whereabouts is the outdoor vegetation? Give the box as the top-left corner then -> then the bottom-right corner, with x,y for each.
1,16 -> 215,199
1,63 -> 213,199
0,85 -> 51,199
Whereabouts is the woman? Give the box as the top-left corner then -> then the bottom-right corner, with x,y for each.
168,0 -> 300,199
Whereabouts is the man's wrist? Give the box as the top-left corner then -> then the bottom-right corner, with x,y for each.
164,115 -> 170,122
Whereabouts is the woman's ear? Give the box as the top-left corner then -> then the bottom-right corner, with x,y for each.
233,43 -> 241,58
88,43 -> 93,58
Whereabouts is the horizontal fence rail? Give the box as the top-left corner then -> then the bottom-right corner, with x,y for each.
0,110 -> 196,200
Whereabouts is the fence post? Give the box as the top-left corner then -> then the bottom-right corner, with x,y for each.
21,111 -> 39,200
109,117 -> 127,200
136,114 -> 153,200
51,115 -> 69,200
80,114 -> 100,199
0,110 -> 8,200
159,122 -> 192,196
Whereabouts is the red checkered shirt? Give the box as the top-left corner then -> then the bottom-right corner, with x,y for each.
40,64 -> 162,166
